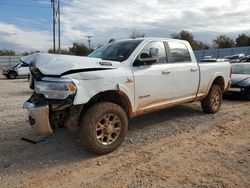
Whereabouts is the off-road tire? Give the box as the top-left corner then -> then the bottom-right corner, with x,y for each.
201,85 -> 222,114
7,72 -> 17,79
79,102 -> 128,155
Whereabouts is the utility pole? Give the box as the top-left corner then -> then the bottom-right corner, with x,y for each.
51,0 -> 61,53
58,0 -> 61,53
86,35 -> 93,49
51,0 -> 56,53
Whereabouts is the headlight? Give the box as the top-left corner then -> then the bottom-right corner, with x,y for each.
35,79 -> 76,99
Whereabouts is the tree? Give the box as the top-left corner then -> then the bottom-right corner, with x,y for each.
69,42 -> 93,56
22,51 -> 40,56
170,30 -> 210,50
48,42 -> 93,56
130,31 -> 145,39
195,41 -> 210,50
213,35 -> 235,48
171,30 -> 194,43
0,49 -> 15,56
235,33 -> 250,47
48,48 -> 70,55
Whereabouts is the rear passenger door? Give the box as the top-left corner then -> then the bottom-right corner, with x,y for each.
166,41 -> 199,100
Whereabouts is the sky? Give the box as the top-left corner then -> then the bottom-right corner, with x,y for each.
0,0 -> 250,52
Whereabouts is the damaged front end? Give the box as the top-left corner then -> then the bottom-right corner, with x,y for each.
23,76 -> 82,135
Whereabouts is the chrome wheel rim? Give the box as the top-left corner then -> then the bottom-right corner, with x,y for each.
211,90 -> 221,109
96,113 -> 121,145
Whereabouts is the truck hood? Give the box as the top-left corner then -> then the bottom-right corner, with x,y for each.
21,53 -> 120,76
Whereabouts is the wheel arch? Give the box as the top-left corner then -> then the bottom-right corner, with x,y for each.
211,76 -> 225,92
81,90 -> 133,119
205,75 -> 225,97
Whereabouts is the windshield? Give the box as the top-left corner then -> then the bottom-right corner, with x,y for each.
232,64 -> 250,74
88,40 -> 142,62
12,63 -> 20,68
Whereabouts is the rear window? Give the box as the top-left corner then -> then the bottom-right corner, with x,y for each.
168,42 -> 191,63
232,64 -> 250,74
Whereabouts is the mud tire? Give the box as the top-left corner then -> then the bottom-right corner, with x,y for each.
79,102 -> 128,155
201,85 -> 222,114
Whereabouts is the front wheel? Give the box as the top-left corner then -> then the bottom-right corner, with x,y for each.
8,72 -> 17,79
79,102 -> 128,155
201,85 -> 222,114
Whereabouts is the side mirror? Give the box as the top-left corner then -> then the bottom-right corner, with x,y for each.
134,52 -> 158,66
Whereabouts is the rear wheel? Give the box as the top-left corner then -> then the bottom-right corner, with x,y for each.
201,85 -> 222,114
79,102 -> 128,155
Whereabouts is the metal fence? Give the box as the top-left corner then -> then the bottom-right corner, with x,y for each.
0,56 -> 23,68
194,46 -> 250,61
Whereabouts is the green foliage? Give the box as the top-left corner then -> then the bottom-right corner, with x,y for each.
170,30 -> 210,50
22,51 -> 41,56
213,35 -> 235,48
235,33 -> 250,47
48,48 -> 70,55
48,42 -> 93,56
0,49 -> 15,56
69,42 -> 93,56
130,31 -> 145,39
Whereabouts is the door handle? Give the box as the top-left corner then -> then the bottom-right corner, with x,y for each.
161,70 -> 171,74
190,68 -> 198,72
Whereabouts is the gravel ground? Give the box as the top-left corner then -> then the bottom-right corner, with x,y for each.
0,76 -> 249,188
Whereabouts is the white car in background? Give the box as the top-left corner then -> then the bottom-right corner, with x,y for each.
2,62 -> 30,79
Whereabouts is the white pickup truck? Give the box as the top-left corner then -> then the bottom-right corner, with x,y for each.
23,38 -> 231,154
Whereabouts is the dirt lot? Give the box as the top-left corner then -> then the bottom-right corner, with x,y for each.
0,76 -> 249,188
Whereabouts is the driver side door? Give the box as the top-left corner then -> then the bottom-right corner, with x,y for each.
132,41 -> 173,112
17,63 -> 29,76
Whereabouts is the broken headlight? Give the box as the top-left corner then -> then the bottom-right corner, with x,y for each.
35,78 -> 76,100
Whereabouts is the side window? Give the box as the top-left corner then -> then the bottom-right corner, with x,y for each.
138,41 -> 167,64
21,63 -> 29,67
168,42 -> 191,63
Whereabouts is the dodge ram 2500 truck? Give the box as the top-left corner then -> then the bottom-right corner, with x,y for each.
22,38 -> 231,154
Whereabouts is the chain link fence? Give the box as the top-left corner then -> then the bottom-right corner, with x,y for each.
0,56 -> 23,68
194,46 -> 250,61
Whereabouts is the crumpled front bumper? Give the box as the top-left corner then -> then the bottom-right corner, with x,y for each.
23,102 -> 53,134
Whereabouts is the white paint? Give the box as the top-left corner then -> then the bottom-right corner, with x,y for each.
24,38 -> 231,114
